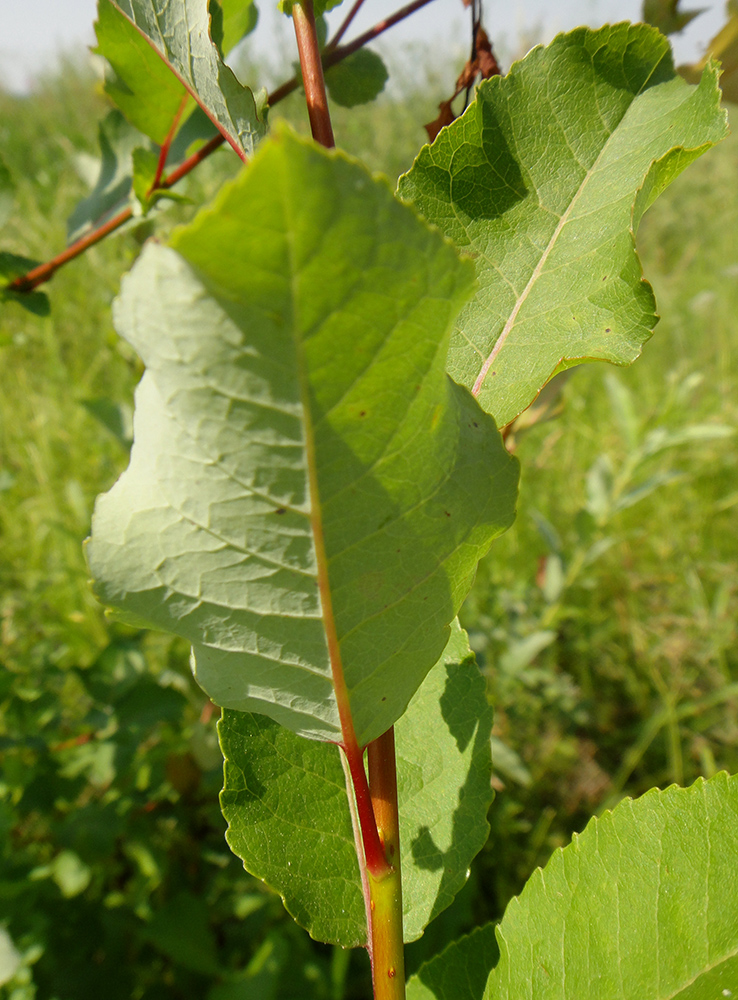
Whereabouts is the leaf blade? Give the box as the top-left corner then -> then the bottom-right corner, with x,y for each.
219,622 -> 496,946
87,129 -> 519,747
106,0 -> 265,156
398,24 -> 728,427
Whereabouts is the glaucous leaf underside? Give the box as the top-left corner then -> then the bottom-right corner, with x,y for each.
87,129 -> 518,747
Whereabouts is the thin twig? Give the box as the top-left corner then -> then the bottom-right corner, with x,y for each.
150,93 -> 189,192
327,0 -> 366,49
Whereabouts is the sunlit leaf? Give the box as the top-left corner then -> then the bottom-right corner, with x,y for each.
87,128 -> 519,747
399,24 -> 727,427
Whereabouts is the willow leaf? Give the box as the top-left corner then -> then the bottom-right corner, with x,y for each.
105,0 -> 265,156
398,23 -> 728,427
87,129 -> 518,747
219,621 -> 494,946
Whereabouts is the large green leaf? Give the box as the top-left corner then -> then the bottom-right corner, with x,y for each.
219,622 -> 494,946
409,773 -> 738,999
87,129 -> 518,748
102,0 -> 265,156
398,24 -> 728,427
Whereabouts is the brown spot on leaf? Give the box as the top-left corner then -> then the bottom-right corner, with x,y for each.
275,507 -> 286,515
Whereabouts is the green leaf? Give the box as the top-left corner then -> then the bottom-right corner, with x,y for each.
95,0 -> 193,146
131,146 -> 192,213
80,398 -> 134,448
67,110 -> 143,244
87,128 -> 518,747
398,620 -> 494,942
398,24 -> 728,427
219,707 -> 364,946
279,0 -> 343,16
0,252 -> 50,316
210,0 -> 258,58
477,773 -> 738,1000
140,892 -> 220,974
642,0 -> 705,35
406,923 -> 499,1000
325,49 -> 389,108
219,622 -> 495,946
105,0 -> 265,156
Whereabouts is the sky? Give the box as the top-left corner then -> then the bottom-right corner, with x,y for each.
0,0 -> 729,94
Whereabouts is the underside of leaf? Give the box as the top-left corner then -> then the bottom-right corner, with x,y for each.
87,129 -> 518,748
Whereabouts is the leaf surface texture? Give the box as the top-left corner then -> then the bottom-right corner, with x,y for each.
399,24 -> 727,426
87,130 -> 518,746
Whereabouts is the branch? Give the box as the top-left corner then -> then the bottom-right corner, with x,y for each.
6,0 -> 441,295
293,0 -> 335,148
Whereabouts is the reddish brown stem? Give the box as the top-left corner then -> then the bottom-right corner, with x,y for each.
293,0 -> 335,148
323,0 -> 439,67
150,93 -> 189,193
342,737 -> 393,879
7,0 -> 440,295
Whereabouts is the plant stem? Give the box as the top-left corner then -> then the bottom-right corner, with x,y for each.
327,0 -> 366,49
292,0 -> 335,148
367,727 -> 405,1000
149,93 -> 189,193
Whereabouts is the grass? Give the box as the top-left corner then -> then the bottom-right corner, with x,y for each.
1,52 -> 737,999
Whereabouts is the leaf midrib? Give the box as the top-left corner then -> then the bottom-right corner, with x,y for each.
471,46 -> 669,400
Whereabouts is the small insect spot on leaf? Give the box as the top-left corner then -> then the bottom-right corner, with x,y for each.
444,510 -> 451,517
605,328 -> 611,333
359,410 -> 366,417
473,420 -> 479,428
388,968 -> 396,979
275,507 -> 286,515
602,275 -> 608,281
381,696 -> 386,702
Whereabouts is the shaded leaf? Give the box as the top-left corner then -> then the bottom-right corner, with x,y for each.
67,110 -> 143,244
325,49 -> 388,108
106,0 -> 265,155
140,892 -> 220,975
87,128 -> 518,747
0,252 -> 50,316
642,0 -> 705,34
80,398 -> 134,448
210,0 -> 259,58
406,923 -> 499,1000
220,622 -> 495,946
399,24 -> 728,427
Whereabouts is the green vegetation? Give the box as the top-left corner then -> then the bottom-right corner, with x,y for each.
1,23 -> 737,1000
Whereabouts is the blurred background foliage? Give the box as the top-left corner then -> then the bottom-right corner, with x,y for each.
1,19 -> 737,999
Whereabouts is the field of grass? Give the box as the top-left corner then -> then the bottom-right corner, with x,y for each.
1,51 -> 736,999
